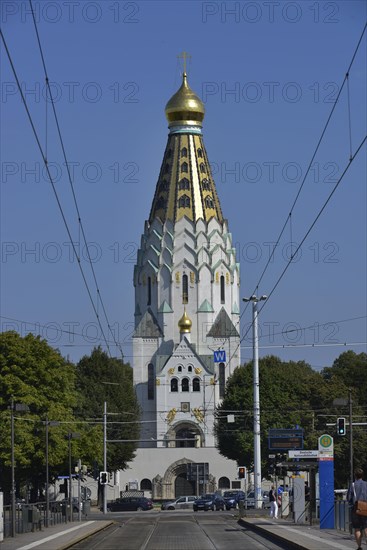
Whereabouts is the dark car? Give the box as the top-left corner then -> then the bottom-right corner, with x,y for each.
51,498 -> 82,513
223,490 -> 246,510
193,493 -> 225,512
105,497 -> 153,512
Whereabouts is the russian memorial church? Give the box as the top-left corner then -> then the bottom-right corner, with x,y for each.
119,69 -> 241,498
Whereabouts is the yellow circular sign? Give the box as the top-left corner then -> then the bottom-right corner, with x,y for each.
319,434 -> 332,448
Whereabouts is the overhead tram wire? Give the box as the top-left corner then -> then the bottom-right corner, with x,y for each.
0,29 -> 112,358
256,134 -> 366,315
252,21 -> 367,297
222,23 -> 367,366
27,0 -> 123,360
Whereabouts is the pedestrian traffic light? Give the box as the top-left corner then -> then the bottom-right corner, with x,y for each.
100,471 -> 108,484
337,417 -> 346,436
238,466 -> 246,479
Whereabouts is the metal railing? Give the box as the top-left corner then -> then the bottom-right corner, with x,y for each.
2,500 -> 89,539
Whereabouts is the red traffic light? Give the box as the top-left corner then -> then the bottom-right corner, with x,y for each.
238,467 -> 246,479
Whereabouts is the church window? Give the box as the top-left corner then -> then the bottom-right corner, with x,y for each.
181,378 -> 189,392
181,147 -> 188,157
182,274 -> 188,304
219,363 -> 225,399
156,196 -> 165,210
181,162 -> 188,173
166,148 -> 172,158
140,479 -> 152,491
193,378 -> 201,392
179,178 -> 190,190
202,178 -> 210,191
197,148 -> 203,158
160,181 -> 168,192
148,363 -> 155,400
205,196 -> 214,208
200,163 -> 206,173
171,378 -> 178,392
178,195 -> 190,208
164,163 -> 170,174
147,276 -> 152,305
188,365 -> 192,372
220,275 -> 225,304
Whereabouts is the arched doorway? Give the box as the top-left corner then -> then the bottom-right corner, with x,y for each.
175,472 -> 195,497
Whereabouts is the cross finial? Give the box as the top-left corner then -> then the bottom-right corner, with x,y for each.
178,51 -> 191,74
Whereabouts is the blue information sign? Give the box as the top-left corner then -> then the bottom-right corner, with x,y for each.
214,350 -> 226,363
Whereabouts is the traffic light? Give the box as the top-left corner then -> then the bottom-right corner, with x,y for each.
238,466 -> 246,479
100,471 -> 108,485
337,417 -> 346,436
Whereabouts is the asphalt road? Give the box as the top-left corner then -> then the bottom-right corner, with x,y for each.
71,511 -> 289,549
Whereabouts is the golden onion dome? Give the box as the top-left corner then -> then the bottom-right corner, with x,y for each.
178,308 -> 192,333
165,73 -> 205,128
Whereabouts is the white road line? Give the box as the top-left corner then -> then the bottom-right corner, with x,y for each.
17,521 -> 95,550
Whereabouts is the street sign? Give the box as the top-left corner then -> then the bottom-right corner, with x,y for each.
214,350 -> 226,362
289,450 -> 318,458
268,429 -> 303,450
318,434 -> 334,461
278,461 -> 318,470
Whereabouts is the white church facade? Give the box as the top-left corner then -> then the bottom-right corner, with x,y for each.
118,68 -> 243,499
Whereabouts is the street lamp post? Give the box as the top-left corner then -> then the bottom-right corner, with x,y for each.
103,401 -> 107,515
10,399 -> 29,537
66,432 -> 80,522
44,419 -> 59,527
243,294 -> 267,510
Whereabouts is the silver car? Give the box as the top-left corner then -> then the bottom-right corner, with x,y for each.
161,496 -> 197,510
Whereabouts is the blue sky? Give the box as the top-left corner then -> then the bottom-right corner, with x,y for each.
1,0 -> 366,370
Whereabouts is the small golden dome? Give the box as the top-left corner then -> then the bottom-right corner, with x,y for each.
165,73 -> 205,128
178,308 -> 192,333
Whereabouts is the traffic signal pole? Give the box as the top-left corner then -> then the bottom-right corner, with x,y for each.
349,389 -> 353,488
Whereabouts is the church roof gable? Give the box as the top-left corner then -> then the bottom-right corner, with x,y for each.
133,309 -> 163,338
206,307 -> 239,338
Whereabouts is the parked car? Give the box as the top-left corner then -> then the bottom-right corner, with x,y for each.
193,493 -> 225,512
223,490 -> 246,510
104,497 -> 153,512
51,498 -> 82,513
245,491 -> 271,509
161,496 -> 197,510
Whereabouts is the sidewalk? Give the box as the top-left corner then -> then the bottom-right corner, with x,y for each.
0,520 -> 113,550
240,516 -> 358,550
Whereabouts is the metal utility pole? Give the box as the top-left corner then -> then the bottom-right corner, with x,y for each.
103,401 -> 107,514
11,398 -> 15,538
243,294 -> 267,510
349,388 -> 353,487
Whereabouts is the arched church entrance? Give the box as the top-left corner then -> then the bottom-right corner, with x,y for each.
175,472 -> 195,496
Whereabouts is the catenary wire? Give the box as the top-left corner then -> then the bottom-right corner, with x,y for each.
27,0 -> 123,359
0,29 -> 113,358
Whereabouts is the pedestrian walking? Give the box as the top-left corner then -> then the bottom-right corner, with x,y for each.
269,485 -> 278,519
347,468 -> 367,550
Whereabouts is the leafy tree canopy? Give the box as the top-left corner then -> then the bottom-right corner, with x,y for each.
75,347 -> 140,472
214,353 -> 367,487
0,331 -> 99,498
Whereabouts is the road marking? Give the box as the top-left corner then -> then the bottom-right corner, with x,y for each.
17,521 -> 95,550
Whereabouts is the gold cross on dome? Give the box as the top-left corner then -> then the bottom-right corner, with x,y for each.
178,51 -> 191,74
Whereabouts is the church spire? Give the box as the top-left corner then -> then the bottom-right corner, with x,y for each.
149,62 -> 223,225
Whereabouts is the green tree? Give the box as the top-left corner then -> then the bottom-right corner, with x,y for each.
214,356 -> 339,476
75,347 -> 140,473
0,331 -> 99,501
321,351 -> 367,484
